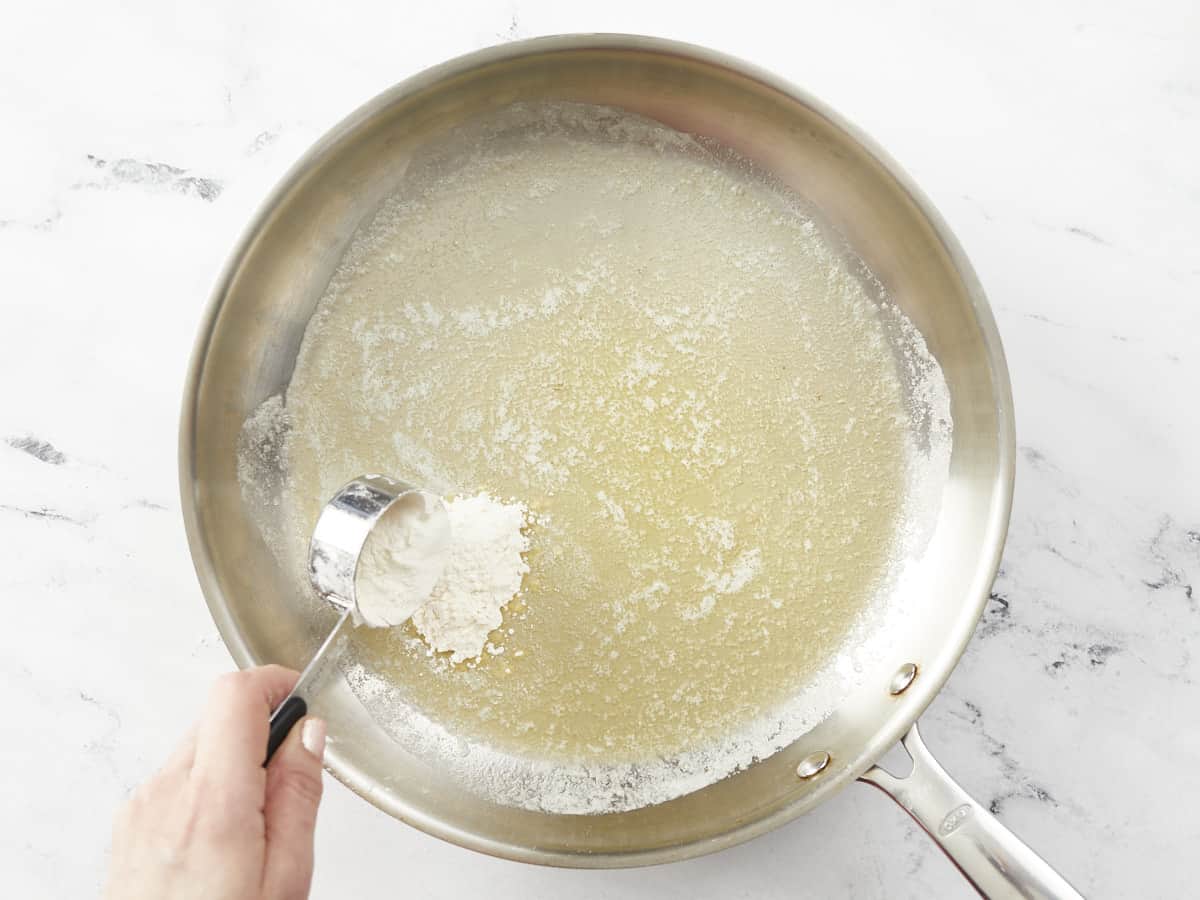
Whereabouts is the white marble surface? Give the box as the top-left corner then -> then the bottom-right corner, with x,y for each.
3,1 -> 1197,896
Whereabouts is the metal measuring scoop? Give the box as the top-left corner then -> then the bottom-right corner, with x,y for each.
265,474 -> 447,763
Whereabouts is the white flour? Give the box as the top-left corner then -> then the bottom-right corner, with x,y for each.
411,494 -> 529,662
355,492 -> 451,628
358,492 -> 530,662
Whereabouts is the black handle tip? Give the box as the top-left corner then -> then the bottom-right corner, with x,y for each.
265,695 -> 308,765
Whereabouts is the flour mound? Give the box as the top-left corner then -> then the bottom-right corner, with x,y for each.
410,494 -> 530,662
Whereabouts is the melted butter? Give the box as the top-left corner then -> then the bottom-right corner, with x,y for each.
278,106 -> 915,765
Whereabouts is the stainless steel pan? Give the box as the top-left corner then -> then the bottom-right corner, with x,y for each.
180,35 -> 1080,898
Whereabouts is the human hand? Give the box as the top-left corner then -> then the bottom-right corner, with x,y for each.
106,666 -> 326,900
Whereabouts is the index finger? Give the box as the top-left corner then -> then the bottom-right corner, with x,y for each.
191,665 -> 299,796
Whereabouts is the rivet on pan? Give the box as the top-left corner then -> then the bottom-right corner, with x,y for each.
890,662 -> 918,695
796,751 -> 831,779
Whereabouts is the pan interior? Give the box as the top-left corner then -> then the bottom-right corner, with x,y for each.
235,101 -> 951,814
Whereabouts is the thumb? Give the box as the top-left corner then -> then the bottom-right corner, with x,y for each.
262,716 -> 326,900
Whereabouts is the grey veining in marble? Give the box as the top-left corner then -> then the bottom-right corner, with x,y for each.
2,1 -> 1197,897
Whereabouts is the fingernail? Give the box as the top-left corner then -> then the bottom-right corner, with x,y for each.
301,717 -> 326,760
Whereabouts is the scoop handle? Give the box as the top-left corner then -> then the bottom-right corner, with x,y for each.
263,605 -> 354,765
265,696 -> 308,763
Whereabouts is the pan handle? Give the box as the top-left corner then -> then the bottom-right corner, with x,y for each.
859,723 -> 1083,899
